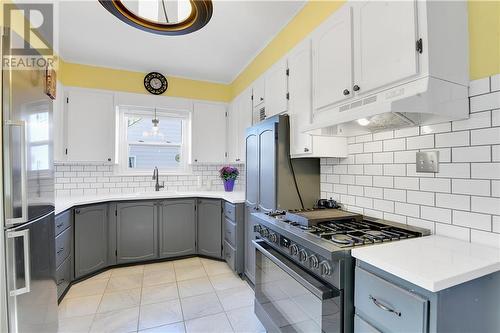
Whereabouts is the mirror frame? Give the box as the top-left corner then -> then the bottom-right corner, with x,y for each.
99,0 -> 213,35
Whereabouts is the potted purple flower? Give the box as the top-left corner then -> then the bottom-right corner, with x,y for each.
219,166 -> 239,192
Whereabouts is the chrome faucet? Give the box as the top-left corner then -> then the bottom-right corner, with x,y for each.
152,166 -> 165,192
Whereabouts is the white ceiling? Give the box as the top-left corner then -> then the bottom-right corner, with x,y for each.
58,1 -> 306,83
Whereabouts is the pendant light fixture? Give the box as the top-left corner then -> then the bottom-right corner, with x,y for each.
142,108 -> 164,138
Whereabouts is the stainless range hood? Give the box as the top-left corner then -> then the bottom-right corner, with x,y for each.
307,76 -> 469,136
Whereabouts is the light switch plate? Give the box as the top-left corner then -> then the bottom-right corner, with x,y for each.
416,151 -> 439,173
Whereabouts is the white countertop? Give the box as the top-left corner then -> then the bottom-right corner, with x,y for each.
351,235 -> 500,292
55,191 -> 245,215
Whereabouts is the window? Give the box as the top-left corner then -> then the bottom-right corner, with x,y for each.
117,107 -> 189,174
26,102 -> 51,172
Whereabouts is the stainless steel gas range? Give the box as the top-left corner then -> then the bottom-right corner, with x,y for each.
251,209 -> 430,333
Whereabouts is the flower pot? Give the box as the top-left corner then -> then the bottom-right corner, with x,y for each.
223,179 -> 235,192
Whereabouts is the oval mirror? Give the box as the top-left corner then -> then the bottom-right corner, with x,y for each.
99,0 -> 213,35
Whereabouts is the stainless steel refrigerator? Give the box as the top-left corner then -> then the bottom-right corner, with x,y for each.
2,29 -> 57,333
244,114 -> 319,283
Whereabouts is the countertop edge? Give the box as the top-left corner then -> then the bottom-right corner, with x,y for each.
55,192 -> 245,215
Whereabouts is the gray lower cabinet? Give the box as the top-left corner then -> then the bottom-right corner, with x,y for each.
74,204 -> 108,279
159,199 -> 196,258
355,261 -> 500,333
244,206 -> 258,284
116,202 -> 158,264
223,201 -> 244,274
197,199 -> 222,258
55,210 -> 73,299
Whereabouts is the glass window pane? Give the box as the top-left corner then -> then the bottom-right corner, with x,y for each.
28,111 -> 49,142
128,145 -> 181,170
126,114 -> 182,144
30,144 -> 49,170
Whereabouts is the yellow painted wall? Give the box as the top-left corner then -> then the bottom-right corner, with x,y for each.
59,61 -> 232,102
58,0 -> 499,101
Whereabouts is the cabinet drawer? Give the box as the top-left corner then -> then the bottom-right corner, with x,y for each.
55,227 -> 72,268
354,314 -> 381,333
355,267 -> 428,333
56,255 -> 71,299
224,218 -> 237,246
55,210 -> 72,236
224,240 -> 236,271
224,202 -> 236,221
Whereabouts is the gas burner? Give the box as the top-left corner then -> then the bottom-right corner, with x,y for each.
330,234 -> 354,245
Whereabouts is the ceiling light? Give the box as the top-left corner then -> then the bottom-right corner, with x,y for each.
99,0 -> 213,36
357,118 -> 370,126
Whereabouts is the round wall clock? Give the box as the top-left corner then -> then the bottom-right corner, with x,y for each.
144,72 -> 168,95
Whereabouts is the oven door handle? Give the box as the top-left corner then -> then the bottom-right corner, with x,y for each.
253,240 -> 337,300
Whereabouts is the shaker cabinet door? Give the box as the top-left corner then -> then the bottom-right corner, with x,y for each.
264,58 -> 288,117
312,5 -> 353,111
192,102 -> 227,163
74,204 -> 108,278
353,0 -> 418,94
116,202 -> 158,264
159,199 -> 196,258
197,199 -> 222,258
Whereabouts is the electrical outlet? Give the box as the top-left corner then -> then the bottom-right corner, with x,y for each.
416,151 -> 439,173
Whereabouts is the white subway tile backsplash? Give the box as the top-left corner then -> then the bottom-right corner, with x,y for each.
435,223 -> 470,241
492,109 -> 500,127
364,165 -> 383,175
394,177 -> 419,190
420,123 -> 451,134
471,196 -> 500,215
493,216 -> 500,233
364,187 -> 383,199
437,163 -> 470,178
407,135 -> 434,150
373,152 -> 394,164
383,138 -> 406,151
355,176 -> 372,186
435,131 -> 469,148
373,199 -> 394,213
452,146 -> 491,163
355,154 -> 373,164
373,130 -> 394,141
453,211 -> 491,231
364,209 -> 383,219
471,163 -> 500,179
383,213 -> 406,224
492,181 -> 500,197
364,141 -> 383,153
420,178 -> 451,193
394,150 -> 418,164
452,179 -> 490,196
452,111 -> 491,131
421,206 -> 452,223
348,143 -> 364,154
383,188 -> 406,202
348,165 -> 364,175
470,127 -> 500,146
436,193 -> 470,210
469,77 -> 490,96
470,230 -> 500,248
394,202 -> 420,218
356,134 -> 373,143
470,91 -> 500,113
407,217 -> 435,233
373,176 -> 394,188
348,185 -> 364,196
491,75 -> 500,92
383,164 -> 406,176
407,190 -> 434,206
395,127 -> 419,138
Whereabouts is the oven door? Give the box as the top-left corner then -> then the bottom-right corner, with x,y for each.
253,240 -> 342,333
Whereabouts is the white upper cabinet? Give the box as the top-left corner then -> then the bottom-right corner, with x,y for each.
191,102 -> 227,164
65,89 -> 115,162
288,39 -> 313,156
237,87 -> 253,163
264,58 -> 288,118
353,0 -> 418,95
288,39 -> 348,158
312,5 -> 353,112
252,77 -> 265,107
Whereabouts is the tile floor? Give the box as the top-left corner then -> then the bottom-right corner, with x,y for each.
58,257 -> 265,333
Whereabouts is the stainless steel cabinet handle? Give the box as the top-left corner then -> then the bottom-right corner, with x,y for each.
56,223 -> 63,229
57,248 -> 64,254
369,295 -> 401,317
7,229 -> 31,296
4,120 -> 28,226
304,147 -> 310,152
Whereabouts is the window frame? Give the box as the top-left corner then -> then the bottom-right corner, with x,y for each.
116,106 -> 191,176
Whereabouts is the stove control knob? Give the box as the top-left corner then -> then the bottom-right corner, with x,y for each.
298,249 -> 308,263
320,261 -> 332,276
260,227 -> 269,238
309,255 -> 319,269
289,244 -> 299,256
269,233 -> 278,243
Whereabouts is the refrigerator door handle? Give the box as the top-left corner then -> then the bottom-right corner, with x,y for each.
4,120 -> 28,226
7,229 -> 31,296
